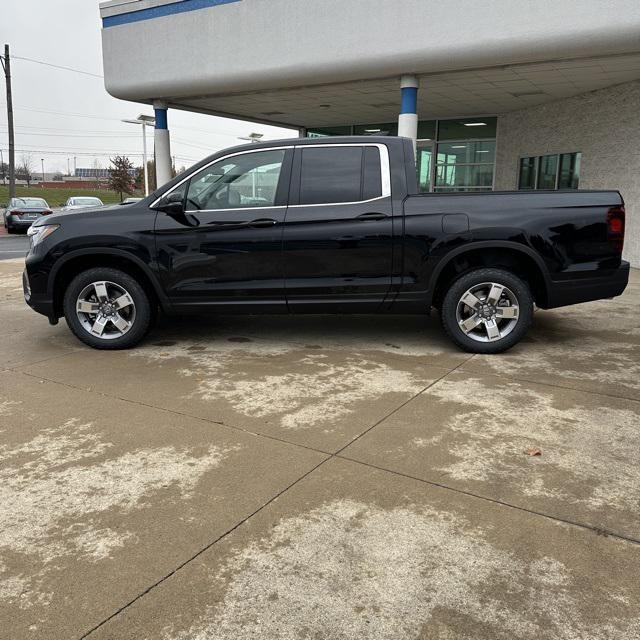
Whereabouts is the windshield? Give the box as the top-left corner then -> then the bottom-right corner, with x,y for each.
71,198 -> 103,206
13,198 -> 49,208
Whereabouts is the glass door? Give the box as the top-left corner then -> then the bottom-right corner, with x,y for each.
416,140 -> 434,192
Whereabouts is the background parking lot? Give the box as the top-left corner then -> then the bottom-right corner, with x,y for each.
1,257 -> 639,639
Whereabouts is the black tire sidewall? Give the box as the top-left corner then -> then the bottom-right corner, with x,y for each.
441,268 -> 533,354
63,267 -> 151,349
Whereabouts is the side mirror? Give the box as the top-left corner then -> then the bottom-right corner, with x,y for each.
155,191 -> 184,215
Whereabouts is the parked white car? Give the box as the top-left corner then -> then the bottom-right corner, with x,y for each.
60,196 -> 104,211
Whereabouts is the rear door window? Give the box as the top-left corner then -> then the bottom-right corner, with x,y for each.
299,147 -> 364,205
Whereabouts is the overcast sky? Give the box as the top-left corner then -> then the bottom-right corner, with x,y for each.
0,0 -> 295,175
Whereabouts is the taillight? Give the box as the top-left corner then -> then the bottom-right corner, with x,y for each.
9,209 -> 20,216
43,209 -> 52,215
607,206 -> 625,253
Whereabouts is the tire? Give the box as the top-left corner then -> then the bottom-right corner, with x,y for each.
63,267 -> 152,350
441,268 -> 533,354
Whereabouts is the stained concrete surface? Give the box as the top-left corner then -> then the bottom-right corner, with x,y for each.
1,258 -> 639,639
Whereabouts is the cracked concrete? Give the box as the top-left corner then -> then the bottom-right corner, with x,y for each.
1,259 -> 639,639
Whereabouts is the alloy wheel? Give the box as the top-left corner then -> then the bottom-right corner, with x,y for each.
75,280 -> 136,340
455,281 -> 519,343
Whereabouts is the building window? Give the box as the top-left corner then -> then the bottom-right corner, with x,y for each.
518,157 -> 537,190
308,117 -> 497,193
437,117 -> 497,141
537,154 -> 558,189
558,152 -> 581,189
307,126 -> 352,138
434,140 -> 496,192
518,152 -> 581,190
353,122 -> 398,136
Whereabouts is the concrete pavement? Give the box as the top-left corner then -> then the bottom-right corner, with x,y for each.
1,257 -> 639,639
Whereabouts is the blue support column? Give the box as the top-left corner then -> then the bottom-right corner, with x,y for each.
153,101 -> 172,187
398,75 -> 419,157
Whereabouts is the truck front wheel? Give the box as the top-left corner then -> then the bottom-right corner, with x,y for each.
63,267 -> 152,350
441,268 -> 533,354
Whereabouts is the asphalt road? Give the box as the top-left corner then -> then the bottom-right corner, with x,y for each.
0,234 -> 29,260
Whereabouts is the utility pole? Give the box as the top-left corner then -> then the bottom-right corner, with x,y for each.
1,44 -> 16,199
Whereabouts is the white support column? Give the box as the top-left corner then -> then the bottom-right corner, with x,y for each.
153,100 -> 172,187
398,75 -> 419,158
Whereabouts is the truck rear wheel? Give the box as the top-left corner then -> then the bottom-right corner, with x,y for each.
441,268 -> 533,354
63,267 -> 151,350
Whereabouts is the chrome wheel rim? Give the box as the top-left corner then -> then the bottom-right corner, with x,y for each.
76,281 -> 136,340
455,282 -> 519,343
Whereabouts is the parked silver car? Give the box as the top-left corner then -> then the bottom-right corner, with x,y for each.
60,196 -> 104,211
2,197 -> 53,233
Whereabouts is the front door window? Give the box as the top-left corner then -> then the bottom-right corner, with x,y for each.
185,149 -> 286,210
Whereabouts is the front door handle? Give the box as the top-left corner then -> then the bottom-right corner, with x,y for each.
356,212 -> 389,221
248,218 -> 278,228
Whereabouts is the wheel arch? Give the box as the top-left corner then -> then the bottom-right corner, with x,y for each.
50,249 -> 169,318
430,242 -> 550,309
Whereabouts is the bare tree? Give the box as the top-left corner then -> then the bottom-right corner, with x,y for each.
17,153 -> 34,187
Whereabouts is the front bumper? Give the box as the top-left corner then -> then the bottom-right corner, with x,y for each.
23,266 -> 55,319
545,261 -> 630,309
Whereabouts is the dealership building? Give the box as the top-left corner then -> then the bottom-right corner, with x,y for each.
100,0 -> 640,266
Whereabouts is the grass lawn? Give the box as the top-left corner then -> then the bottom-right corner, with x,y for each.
0,186 -> 142,207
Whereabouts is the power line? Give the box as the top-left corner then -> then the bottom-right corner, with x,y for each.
0,104 -> 124,122
172,137 -> 216,151
0,124 -> 134,133
0,130 -> 138,139
7,144 -> 145,155
11,55 -> 103,79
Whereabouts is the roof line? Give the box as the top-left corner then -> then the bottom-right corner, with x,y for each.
102,0 -> 241,28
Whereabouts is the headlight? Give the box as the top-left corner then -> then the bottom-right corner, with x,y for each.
27,224 -> 59,248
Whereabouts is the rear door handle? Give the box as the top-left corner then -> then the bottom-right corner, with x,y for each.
248,218 -> 278,228
356,212 -> 389,221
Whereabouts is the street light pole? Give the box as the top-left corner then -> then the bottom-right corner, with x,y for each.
41,158 -> 45,183
122,115 -> 155,196
238,132 -> 264,144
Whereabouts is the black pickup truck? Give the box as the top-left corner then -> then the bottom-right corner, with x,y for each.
23,136 -> 629,353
